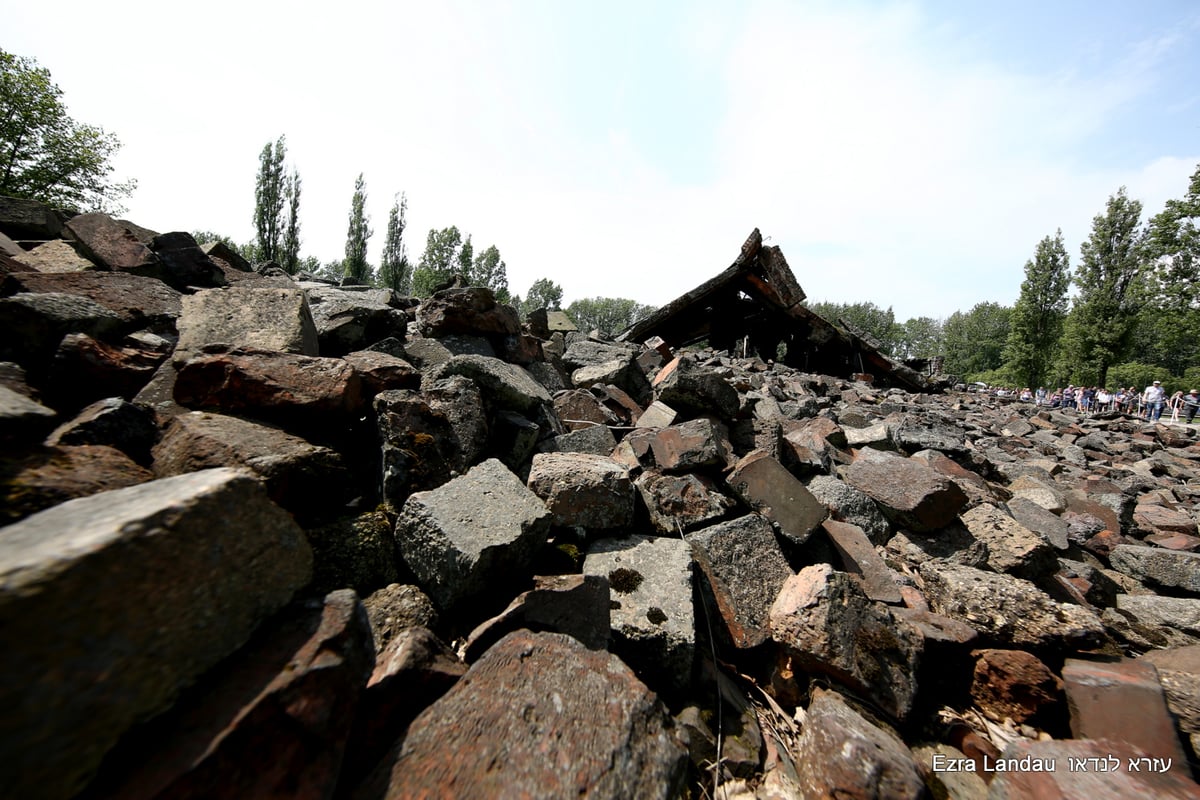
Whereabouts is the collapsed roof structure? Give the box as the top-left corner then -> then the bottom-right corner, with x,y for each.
617,229 -> 932,392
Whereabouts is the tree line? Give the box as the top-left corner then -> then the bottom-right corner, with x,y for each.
810,166 -> 1200,392
232,133 -> 656,335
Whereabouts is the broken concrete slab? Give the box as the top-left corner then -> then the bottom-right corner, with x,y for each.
635,469 -> 737,534
583,534 -> 695,695
919,561 -> 1106,650
769,564 -> 923,719
650,416 -> 734,472
726,450 -> 828,545
0,468 -> 312,800
806,474 -> 891,545
960,502 -> 1056,578
526,452 -> 634,531
822,518 -> 903,604
686,513 -> 793,649
83,590 -> 373,800
152,410 -> 352,523
394,459 -> 551,612
1110,544 -> 1200,596
174,286 -> 319,363
841,452 -> 968,532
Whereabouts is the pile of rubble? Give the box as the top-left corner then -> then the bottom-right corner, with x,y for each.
2,197 -> 1200,799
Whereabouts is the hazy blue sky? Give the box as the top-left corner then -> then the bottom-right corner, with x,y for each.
5,0 -> 1199,320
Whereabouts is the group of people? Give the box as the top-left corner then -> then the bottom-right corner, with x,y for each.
995,380 -> 1200,423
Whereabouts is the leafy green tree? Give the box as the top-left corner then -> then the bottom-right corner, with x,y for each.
1105,362 -> 1169,394
411,226 -> 465,296
378,193 -> 411,294
893,316 -> 943,360
342,172 -> 373,284
1135,163 -> 1200,376
1056,187 -> 1145,386
807,301 -> 898,354
457,234 -> 474,280
191,230 -> 238,249
0,48 -> 134,211
565,297 -> 656,337
516,277 -> 564,314
253,135 -> 287,262
471,244 -> 509,301
281,168 -> 301,274
942,301 -> 1012,379
1001,230 -> 1071,388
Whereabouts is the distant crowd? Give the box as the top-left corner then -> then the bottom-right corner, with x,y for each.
973,380 -> 1200,424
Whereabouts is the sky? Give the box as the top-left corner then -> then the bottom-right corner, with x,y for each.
4,0 -> 1199,321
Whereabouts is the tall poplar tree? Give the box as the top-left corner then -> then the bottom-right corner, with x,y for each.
342,173 -> 373,284
281,168 -> 301,274
1056,187 -> 1144,386
253,135 -> 287,262
1001,230 -> 1071,388
378,193 -> 411,293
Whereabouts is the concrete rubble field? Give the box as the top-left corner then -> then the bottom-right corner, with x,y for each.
2,200 -> 1200,798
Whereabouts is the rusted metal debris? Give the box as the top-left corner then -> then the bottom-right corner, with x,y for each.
618,229 -> 931,392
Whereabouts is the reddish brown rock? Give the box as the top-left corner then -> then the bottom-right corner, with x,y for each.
0,270 -> 181,330
769,564 -> 923,719
686,513 -> 793,649
650,417 -> 733,471
987,738 -> 1200,799
85,590 -> 373,800
554,388 -> 617,432
822,518 -> 903,603
64,212 -> 158,272
174,348 -> 365,427
1062,657 -> 1189,768
793,688 -> 926,799
727,450 -> 828,544
971,649 -> 1064,725
462,573 -> 611,660
1135,503 -> 1199,536
0,444 -> 153,524
356,631 -> 687,800
415,287 -> 520,337
342,350 -> 420,395
339,626 -> 466,793
842,452 -> 968,532
635,469 -> 736,533
46,332 -> 166,409
1145,531 -> 1200,552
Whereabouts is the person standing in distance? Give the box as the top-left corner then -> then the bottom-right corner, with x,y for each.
1143,379 -> 1167,422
